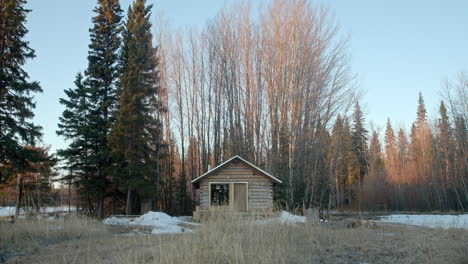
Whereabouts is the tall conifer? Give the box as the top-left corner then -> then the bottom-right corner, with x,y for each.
57,0 -> 123,217
0,0 -> 43,184
85,0 -> 123,218
352,102 -> 368,181
109,0 -> 164,215
57,73 -> 96,213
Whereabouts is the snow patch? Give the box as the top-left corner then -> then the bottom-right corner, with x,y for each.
0,206 -> 20,217
279,211 -> 306,224
103,217 -> 132,225
0,206 -> 75,217
40,206 -> 76,213
378,214 -> 468,229
131,212 -> 182,226
103,211 -> 197,235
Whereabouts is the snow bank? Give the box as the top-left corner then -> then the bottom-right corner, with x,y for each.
0,206 -> 75,217
131,212 -> 182,226
378,214 -> 468,229
279,211 -> 306,224
0,206 -> 20,217
131,212 -> 195,234
103,211 -> 196,234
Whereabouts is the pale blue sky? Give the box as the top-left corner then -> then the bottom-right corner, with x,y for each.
23,0 -> 468,151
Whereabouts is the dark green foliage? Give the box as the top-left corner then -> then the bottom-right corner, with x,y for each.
416,92 -> 427,128
0,0 -> 43,184
352,102 -> 368,181
57,0 -> 123,217
56,73 -> 97,213
85,0 -> 123,218
109,0 -> 165,214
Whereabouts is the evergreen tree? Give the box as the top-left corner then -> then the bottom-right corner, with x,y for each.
57,0 -> 123,217
384,118 -> 396,181
57,73 -> 96,213
12,145 -> 55,217
343,117 -> 358,205
416,92 -> 427,128
396,128 -> 408,164
329,115 -> 349,208
351,102 -> 368,181
109,0 -> 164,215
85,0 -> 123,218
410,93 -> 434,184
0,0 -> 42,184
364,131 -> 387,209
437,101 -> 453,180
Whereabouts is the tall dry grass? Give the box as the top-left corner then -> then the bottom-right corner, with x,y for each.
0,215 -> 110,259
2,212 -> 468,264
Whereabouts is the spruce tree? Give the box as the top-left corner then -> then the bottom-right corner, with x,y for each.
343,117 -> 358,205
437,101 -> 454,192
416,92 -> 427,129
109,0 -> 164,215
384,118 -> 396,171
57,0 -> 123,217
57,73 -> 96,213
0,0 -> 43,184
85,0 -> 123,218
351,102 -> 368,181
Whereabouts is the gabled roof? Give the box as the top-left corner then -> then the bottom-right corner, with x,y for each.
191,155 -> 282,184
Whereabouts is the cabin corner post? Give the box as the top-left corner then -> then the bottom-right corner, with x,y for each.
229,183 -> 234,210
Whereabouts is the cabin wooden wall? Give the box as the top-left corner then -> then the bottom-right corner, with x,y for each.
199,162 -> 273,211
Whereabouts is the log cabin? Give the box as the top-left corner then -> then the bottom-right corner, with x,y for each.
191,155 -> 282,219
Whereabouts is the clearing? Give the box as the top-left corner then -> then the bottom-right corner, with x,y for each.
1,210 -> 467,264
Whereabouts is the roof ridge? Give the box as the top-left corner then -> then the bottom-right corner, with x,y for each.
191,155 -> 282,184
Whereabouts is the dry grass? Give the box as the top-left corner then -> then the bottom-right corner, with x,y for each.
2,212 -> 468,264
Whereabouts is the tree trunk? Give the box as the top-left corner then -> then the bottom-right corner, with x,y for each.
126,188 -> 133,215
97,194 -> 105,219
15,172 -> 24,218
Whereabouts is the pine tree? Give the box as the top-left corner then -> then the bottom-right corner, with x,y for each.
109,0 -> 164,215
85,0 -> 123,218
0,0 -> 42,184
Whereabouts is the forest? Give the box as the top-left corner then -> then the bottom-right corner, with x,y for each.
0,0 -> 467,219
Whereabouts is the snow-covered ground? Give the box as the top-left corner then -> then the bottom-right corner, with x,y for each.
104,211 -> 199,234
40,206 -> 76,213
279,211 -> 306,224
0,206 -> 75,217
0,206 -> 21,217
378,214 -> 468,229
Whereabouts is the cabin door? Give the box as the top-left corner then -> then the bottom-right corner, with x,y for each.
233,183 -> 247,211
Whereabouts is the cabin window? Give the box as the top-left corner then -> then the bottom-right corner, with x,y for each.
210,183 -> 229,206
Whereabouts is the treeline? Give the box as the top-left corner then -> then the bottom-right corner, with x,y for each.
1,0 -> 466,217
354,93 -> 467,211
158,0 -> 356,212
158,0 -> 467,212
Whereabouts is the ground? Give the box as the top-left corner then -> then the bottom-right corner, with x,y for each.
1,210 -> 467,264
